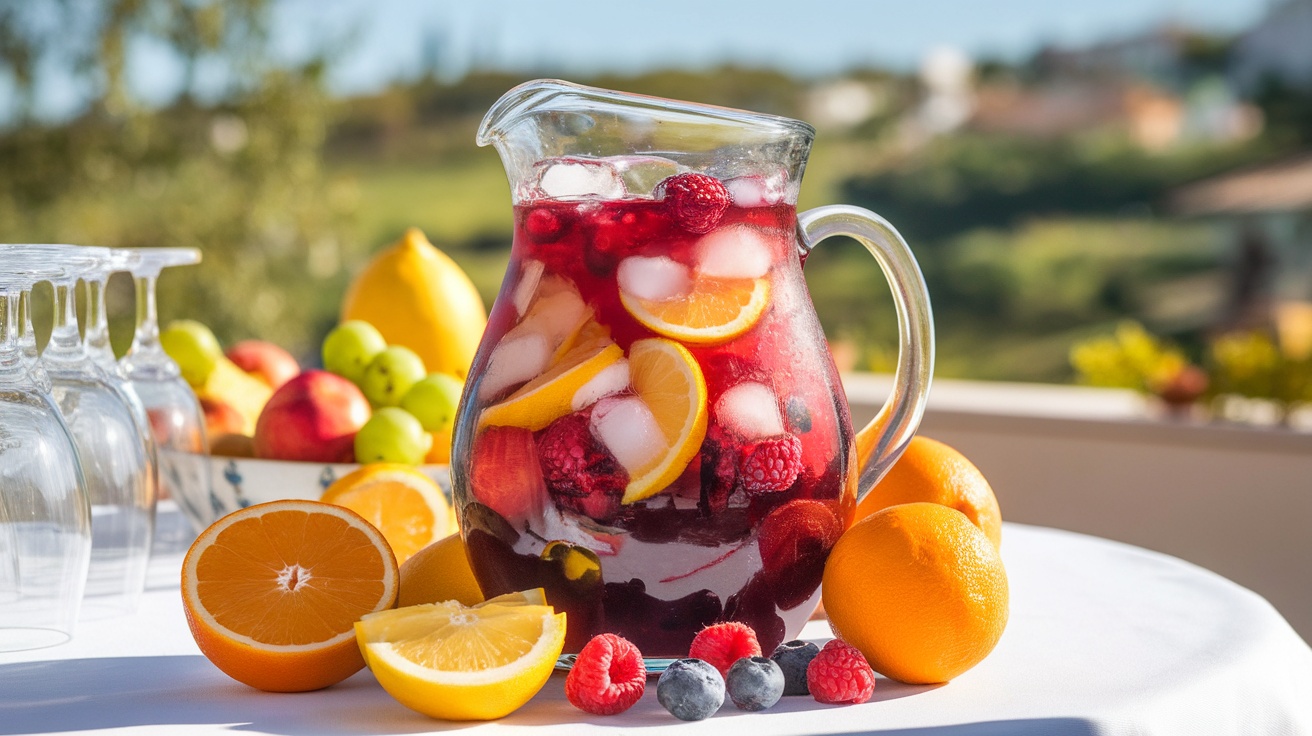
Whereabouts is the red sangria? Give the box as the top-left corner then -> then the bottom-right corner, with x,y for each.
459,80 -> 934,660
456,161 -> 854,656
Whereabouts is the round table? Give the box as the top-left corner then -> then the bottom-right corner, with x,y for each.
2,522 -> 1310,735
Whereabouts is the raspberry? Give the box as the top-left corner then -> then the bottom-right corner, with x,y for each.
688,621 -> 762,677
524,206 -> 568,241
565,633 -> 647,715
738,434 -> 803,495
807,639 -> 876,705
538,412 -> 627,522
659,173 -> 730,234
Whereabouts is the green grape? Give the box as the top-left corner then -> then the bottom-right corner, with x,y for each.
322,320 -> 387,385
353,407 -> 433,465
399,373 -> 464,432
160,319 -> 223,387
361,345 -> 427,407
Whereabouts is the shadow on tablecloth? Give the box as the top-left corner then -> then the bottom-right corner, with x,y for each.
0,655 -> 1099,735
0,656 -> 451,735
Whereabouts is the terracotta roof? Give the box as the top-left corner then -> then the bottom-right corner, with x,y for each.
1170,153 -> 1312,215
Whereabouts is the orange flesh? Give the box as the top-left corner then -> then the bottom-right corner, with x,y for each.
196,509 -> 390,646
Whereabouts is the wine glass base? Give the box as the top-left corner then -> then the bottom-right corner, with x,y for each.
554,653 -> 681,675
0,627 -> 72,653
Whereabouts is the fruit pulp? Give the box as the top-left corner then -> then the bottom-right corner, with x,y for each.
455,182 -> 855,657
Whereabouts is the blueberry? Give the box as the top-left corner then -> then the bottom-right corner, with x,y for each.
785,396 -> 812,433
726,656 -> 785,711
770,639 -> 819,696
657,658 -> 725,721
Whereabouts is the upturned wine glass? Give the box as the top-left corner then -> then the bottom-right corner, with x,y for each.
25,245 -> 156,617
0,245 -> 92,651
117,248 -> 213,542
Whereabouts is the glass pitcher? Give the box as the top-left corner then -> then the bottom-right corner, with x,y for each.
453,79 -> 934,658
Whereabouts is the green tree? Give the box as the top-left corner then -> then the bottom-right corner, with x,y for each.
0,0 -> 352,357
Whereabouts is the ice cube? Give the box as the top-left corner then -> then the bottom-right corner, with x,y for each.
571,359 -> 630,411
715,382 -> 784,439
611,155 -> 688,198
725,172 -> 787,207
512,260 -> 546,317
590,396 -> 664,474
521,283 -> 591,352
517,504 -> 620,557
617,256 -> 692,302
536,157 -> 625,200
478,331 -> 551,400
696,224 -> 772,280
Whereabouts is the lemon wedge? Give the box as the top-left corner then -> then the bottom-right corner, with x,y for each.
355,589 -> 565,721
479,334 -> 623,431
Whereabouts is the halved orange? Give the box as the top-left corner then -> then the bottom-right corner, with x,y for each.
621,276 -> 769,345
181,500 -> 399,692
321,464 -> 456,565
479,331 -> 623,431
621,338 -> 709,504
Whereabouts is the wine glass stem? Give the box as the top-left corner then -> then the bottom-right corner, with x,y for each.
0,291 -> 17,371
16,288 -> 36,354
132,275 -> 160,356
84,277 -> 114,364
45,282 -> 83,358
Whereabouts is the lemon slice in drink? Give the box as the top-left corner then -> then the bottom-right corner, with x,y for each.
479,334 -> 624,432
355,589 -> 566,721
620,338 -> 708,505
621,277 -> 769,345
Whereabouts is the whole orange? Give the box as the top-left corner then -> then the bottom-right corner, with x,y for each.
822,502 -> 1009,684
858,436 -> 1002,549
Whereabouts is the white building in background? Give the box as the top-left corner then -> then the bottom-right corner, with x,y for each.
804,80 -> 885,131
1231,0 -> 1312,93
915,46 -> 975,136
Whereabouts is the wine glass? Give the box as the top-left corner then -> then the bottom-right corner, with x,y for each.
118,248 -> 212,547
27,245 -> 156,617
0,245 -> 92,651
81,251 -> 161,508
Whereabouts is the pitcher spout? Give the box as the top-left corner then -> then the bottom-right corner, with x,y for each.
477,79 -> 815,205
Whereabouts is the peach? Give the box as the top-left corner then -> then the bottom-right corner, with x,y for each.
253,370 -> 370,463
226,340 -> 300,390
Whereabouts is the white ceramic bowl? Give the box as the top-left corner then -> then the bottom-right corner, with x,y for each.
159,449 -> 452,533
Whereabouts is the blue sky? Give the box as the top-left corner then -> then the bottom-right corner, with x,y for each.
4,0 -> 1276,120
276,0 -> 1272,92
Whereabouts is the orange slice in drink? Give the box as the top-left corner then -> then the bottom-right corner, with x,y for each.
320,464 -> 455,565
620,338 -> 708,504
181,500 -> 399,692
621,276 -> 770,345
479,332 -> 624,431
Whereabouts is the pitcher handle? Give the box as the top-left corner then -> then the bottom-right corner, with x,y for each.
798,205 -> 934,501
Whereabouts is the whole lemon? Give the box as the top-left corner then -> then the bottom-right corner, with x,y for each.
823,502 -> 1009,684
342,228 -> 486,378
858,436 -> 1002,549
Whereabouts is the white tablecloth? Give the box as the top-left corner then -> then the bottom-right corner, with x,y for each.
3,522 -> 1311,735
